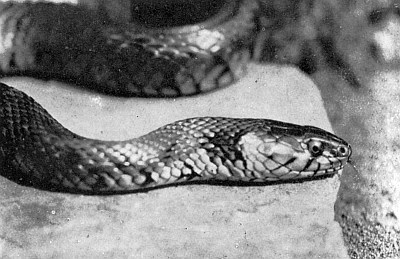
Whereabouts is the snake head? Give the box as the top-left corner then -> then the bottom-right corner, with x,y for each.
301,125 -> 352,164
237,123 -> 352,181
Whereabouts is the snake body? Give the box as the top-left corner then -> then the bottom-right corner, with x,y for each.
0,83 -> 351,193
0,0 -> 257,96
0,0 -> 352,193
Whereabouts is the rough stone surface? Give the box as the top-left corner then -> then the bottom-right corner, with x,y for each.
0,64 -> 349,258
257,1 -> 400,256
307,5 -> 400,258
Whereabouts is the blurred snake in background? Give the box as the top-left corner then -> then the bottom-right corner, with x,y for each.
0,0 -> 352,193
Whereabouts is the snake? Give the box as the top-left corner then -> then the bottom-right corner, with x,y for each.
0,0 -> 352,194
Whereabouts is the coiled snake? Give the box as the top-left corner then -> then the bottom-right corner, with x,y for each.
0,0 -> 351,194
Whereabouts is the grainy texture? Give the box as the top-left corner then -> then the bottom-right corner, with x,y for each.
338,214 -> 400,258
0,65 -> 350,258
251,0 -> 400,257
1,0 -> 399,257
248,1 -> 400,257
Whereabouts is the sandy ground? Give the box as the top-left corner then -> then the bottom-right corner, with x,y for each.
0,64 -> 350,258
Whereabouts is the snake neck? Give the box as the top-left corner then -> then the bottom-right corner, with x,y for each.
0,83 -> 76,142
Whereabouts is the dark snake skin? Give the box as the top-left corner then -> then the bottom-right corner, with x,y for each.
0,0 -> 352,193
0,0 -> 257,96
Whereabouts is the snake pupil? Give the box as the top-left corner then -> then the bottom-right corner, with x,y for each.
308,140 -> 323,156
312,145 -> 320,153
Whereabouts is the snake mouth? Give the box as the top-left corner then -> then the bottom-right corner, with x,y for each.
281,164 -> 344,181
314,164 -> 344,176
130,0 -> 237,32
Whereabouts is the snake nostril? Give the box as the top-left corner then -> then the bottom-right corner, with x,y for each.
337,146 -> 348,156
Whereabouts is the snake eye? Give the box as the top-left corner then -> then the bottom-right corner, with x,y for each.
337,145 -> 349,157
308,140 -> 323,156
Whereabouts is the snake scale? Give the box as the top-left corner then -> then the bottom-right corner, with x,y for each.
0,0 -> 352,194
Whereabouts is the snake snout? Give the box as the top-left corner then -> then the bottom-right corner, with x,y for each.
338,144 -> 352,161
